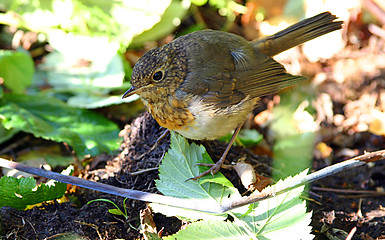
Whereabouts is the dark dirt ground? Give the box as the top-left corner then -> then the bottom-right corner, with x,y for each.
0,112 -> 272,240
2,4 -> 385,240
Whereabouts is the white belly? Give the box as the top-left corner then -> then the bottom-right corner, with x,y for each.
175,95 -> 257,140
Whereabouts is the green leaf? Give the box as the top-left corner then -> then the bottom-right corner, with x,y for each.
153,133 -> 312,238
0,50 -> 34,93
32,34 -> 133,108
16,146 -> 74,169
0,93 -> 120,156
153,132 -> 241,220
272,132 -> 315,179
165,170 -> 312,239
66,93 -> 139,109
219,129 -> 263,147
87,198 -> 120,209
238,129 -> 263,146
0,123 -> 19,144
164,220 -> 248,240
270,89 -> 316,180
0,165 -> 73,210
88,198 -> 128,219
235,171 -> 313,240
130,0 -> 190,46
156,132 -> 238,197
108,208 -> 124,216
42,34 -> 123,91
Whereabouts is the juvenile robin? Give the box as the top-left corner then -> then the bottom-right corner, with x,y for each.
123,12 -> 343,180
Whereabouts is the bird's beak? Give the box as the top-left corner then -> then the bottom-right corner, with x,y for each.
122,86 -> 140,99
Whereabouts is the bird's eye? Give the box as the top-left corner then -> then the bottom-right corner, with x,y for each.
152,70 -> 164,82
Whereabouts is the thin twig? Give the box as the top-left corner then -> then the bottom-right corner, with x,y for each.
128,167 -> 159,176
219,150 -> 385,212
345,227 -> 357,240
0,149 -> 384,213
312,187 -> 385,196
0,157 -> 222,213
137,129 -> 169,160
368,24 -> 385,40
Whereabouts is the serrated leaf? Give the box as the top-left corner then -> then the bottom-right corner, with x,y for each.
156,132 -> 238,198
0,50 -> 34,93
164,220 -> 249,240
233,170 -> 313,240
0,93 -> 120,156
150,203 -> 226,221
154,132 -> 241,220
153,133 -> 312,238
159,167 -> 312,239
0,165 -> 73,210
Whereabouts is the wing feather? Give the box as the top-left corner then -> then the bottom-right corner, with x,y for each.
233,57 -> 306,98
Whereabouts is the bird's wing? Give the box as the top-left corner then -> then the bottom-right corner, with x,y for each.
233,56 -> 306,99
200,51 -> 306,108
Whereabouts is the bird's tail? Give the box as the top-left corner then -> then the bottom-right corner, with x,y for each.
252,12 -> 343,57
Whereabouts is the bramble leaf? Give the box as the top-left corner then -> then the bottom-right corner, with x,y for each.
0,166 -> 73,210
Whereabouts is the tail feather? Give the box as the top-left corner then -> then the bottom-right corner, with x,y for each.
253,12 -> 343,57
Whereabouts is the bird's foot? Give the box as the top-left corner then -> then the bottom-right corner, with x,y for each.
186,124 -> 243,181
186,159 -> 224,181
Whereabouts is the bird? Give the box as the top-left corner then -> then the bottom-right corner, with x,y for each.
122,12 -> 343,180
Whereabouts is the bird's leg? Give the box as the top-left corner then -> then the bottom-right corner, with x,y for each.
188,124 -> 242,181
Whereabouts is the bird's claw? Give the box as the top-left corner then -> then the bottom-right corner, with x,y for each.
185,162 -> 222,181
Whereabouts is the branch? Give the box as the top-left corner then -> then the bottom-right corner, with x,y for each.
0,158 -> 222,213
220,150 -> 385,212
0,149 -> 384,214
